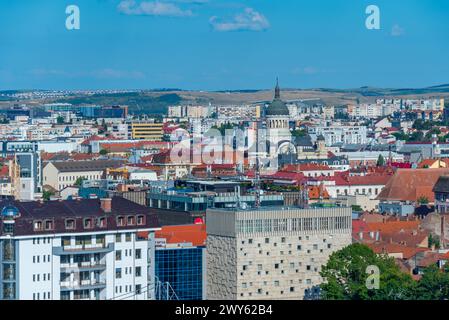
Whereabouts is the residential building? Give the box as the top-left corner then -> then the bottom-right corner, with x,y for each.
43,160 -> 124,191
308,125 -> 368,146
0,197 -> 160,300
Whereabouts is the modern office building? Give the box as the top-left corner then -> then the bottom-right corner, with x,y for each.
0,197 -> 160,300
155,224 -> 206,300
129,122 -> 164,141
206,206 -> 352,300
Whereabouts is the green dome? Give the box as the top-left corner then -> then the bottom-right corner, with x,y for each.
266,98 -> 289,116
266,78 -> 290,116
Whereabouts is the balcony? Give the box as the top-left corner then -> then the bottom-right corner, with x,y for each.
53,243 -> 114,256
60,280 -> 106,291
60,261 -> 106,272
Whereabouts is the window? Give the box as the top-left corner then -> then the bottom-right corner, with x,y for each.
135,249 -> 141,259
135,267 -> 141,277
44,220 -> 54,230
97,217 -> 106,228
136,285 -> 142,295
116,268 -> 122,279
137,215 -> 145,225
33,220 -> 43,231
127,216 -> 135,226
116,234 -> 122,243
84,218 -> 93,229
117,216 -> 125,227
116,250 -> 122,261
65,219 -> 75,230
125,233 -> 132,242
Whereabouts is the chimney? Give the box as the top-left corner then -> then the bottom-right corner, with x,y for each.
101,198 -> 112,213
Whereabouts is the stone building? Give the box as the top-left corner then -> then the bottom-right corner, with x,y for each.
206,206 -> 352,300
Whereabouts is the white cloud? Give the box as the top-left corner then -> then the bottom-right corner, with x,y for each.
391,24 -> 405,37
209,8 -> 270,32
118,0 -> 193,17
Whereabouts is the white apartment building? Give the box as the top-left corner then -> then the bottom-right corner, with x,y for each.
216,105 -> 261,119
308,125 -> 368,146
0,197 -> 160,300
206,206 -> 352,300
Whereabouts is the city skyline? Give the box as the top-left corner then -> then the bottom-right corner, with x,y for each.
1,0 -> 449,91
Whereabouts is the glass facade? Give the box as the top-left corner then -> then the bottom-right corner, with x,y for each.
155,247 -> 204,300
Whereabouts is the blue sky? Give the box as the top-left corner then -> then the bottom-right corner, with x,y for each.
0,0 -> 449,91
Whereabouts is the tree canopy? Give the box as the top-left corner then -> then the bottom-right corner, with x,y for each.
320,244 -> 415,300
320,243 -> 449,300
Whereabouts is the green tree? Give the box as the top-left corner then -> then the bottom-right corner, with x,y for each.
428,234 -> 440,249
376,154 -> 386,167
425,128 -> 441,141
320,244 -> 415,300
74,177 -> 87,186
56,116 -> 65,124
99,149 -> 109,156
291,129 -> 307,137
42,190 -> 54,201
412,265 -> 449,300
417,196 -> 429,205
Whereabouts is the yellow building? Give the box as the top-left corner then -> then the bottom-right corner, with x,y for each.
129,122 -> 164,141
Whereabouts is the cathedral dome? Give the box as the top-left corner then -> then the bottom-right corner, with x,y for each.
266,79 -> 290,117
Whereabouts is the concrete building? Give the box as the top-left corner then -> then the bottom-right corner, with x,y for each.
43,160 -> 124,191
0,197 -> 160,300
129,122 -> 164,141
308,125 -> 368,146
206,206 -> 352,300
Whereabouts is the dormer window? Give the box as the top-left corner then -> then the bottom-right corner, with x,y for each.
33,220 -> 43,231
84,218 -> 93,229
137,215 -> 145,226
65,219 -> 76,230
117,216 -> 125,227
44,220 -> 54,230
127,216 -> 135,226
97,217 -> 106,228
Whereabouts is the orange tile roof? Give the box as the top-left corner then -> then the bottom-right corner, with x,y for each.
367,242 -> 430,260
365,220 -> 421,234
377,168 -> 449,202
155,224 -> 206,247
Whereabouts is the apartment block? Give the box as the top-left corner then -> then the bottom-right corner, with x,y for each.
0,197 -> 160,300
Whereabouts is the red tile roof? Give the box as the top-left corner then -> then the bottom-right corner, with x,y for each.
377,168 -> 449,202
